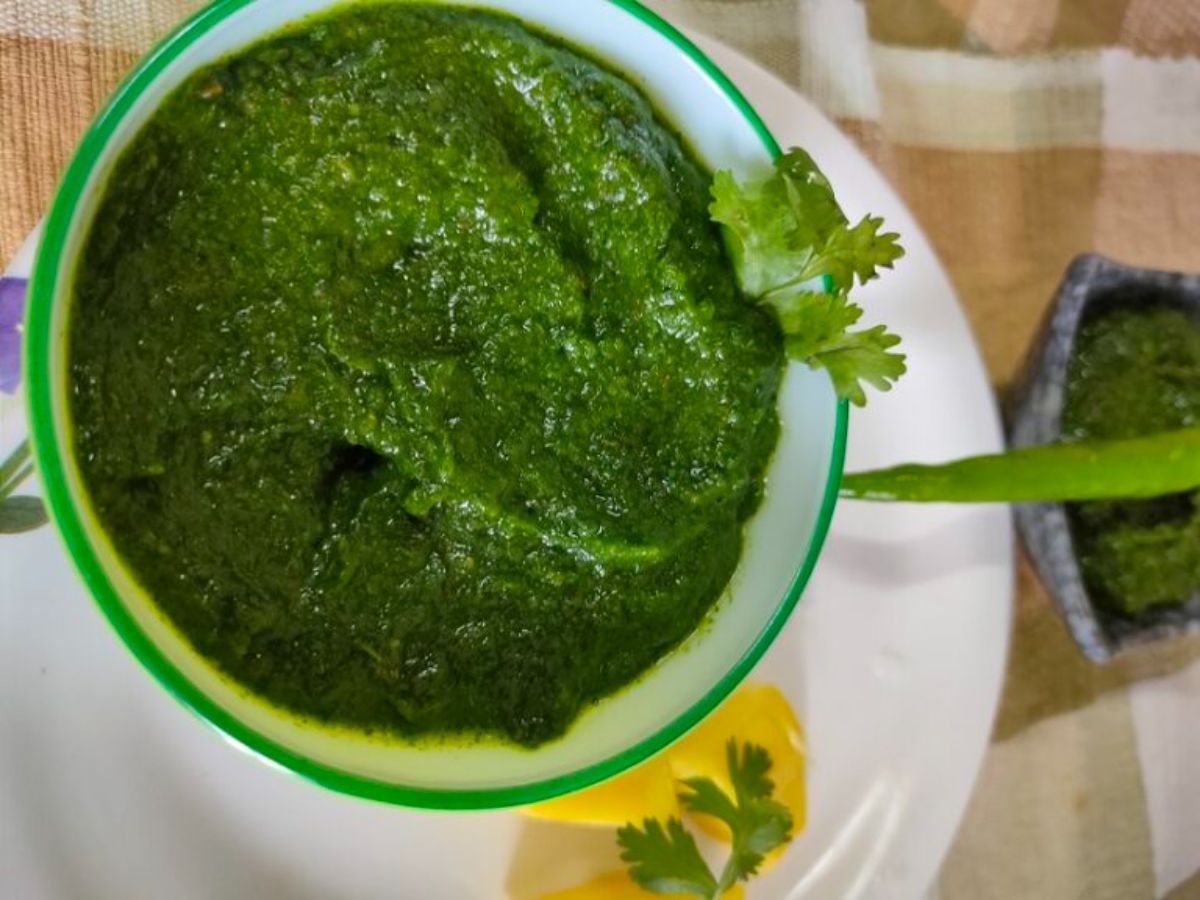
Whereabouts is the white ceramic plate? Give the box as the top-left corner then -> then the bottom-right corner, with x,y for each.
0,33 -> 1012,900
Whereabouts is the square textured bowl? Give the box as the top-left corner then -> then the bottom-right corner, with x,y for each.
1008,253 -> 1200,662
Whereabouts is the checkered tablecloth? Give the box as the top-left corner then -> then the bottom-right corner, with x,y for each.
4,1 -> 1200,896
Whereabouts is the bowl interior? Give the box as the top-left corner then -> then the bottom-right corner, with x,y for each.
27,0 -> 844,807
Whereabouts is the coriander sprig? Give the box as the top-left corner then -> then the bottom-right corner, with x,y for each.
617,740 -> 794,898
710,147 -> 906,407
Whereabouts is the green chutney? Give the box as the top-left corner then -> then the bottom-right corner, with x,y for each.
70,5 -> 784,746
1063,301 -> 1200,616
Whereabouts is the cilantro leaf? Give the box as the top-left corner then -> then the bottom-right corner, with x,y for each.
819,215 -> 905,291
618,817 -> 717,897
729,741 -> 774,804
710,147 -> 906,406
724,742 -> 793,885
618,741 -> 795,898
765,289 -> 862,352
810,323 -> 906,408
709,169 -> 818,299
681,741 -> 794,893
763,290 -> 906,408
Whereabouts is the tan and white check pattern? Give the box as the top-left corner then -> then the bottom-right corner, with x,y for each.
4,1 -> 1200,896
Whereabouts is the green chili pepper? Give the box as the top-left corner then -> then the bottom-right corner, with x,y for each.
840,426 -> 1200,503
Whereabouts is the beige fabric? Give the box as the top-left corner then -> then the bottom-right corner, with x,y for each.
4,0 -> 1200,895
940,689 -> 1155,900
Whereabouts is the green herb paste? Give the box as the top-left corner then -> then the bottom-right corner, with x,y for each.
1063,301 -> 1200,616
70,5 -> 783,746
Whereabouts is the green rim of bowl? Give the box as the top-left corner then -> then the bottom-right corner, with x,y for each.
24,0 -> 850,810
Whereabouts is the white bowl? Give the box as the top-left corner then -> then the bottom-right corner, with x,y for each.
25,0 -> 846,809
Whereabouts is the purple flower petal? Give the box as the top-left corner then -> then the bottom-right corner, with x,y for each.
0,330 -> 20,394
0,278 -> 27,395
0,278 -> 27,332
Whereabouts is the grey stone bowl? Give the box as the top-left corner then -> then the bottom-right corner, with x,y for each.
1007,253 -> 1200,662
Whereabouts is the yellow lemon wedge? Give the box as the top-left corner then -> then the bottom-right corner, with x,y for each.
539,870 -> 745,899
524,684 -> 804,838
524,754 -> 679,826
521,683 -> 805,896
667,684 -> 806,851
